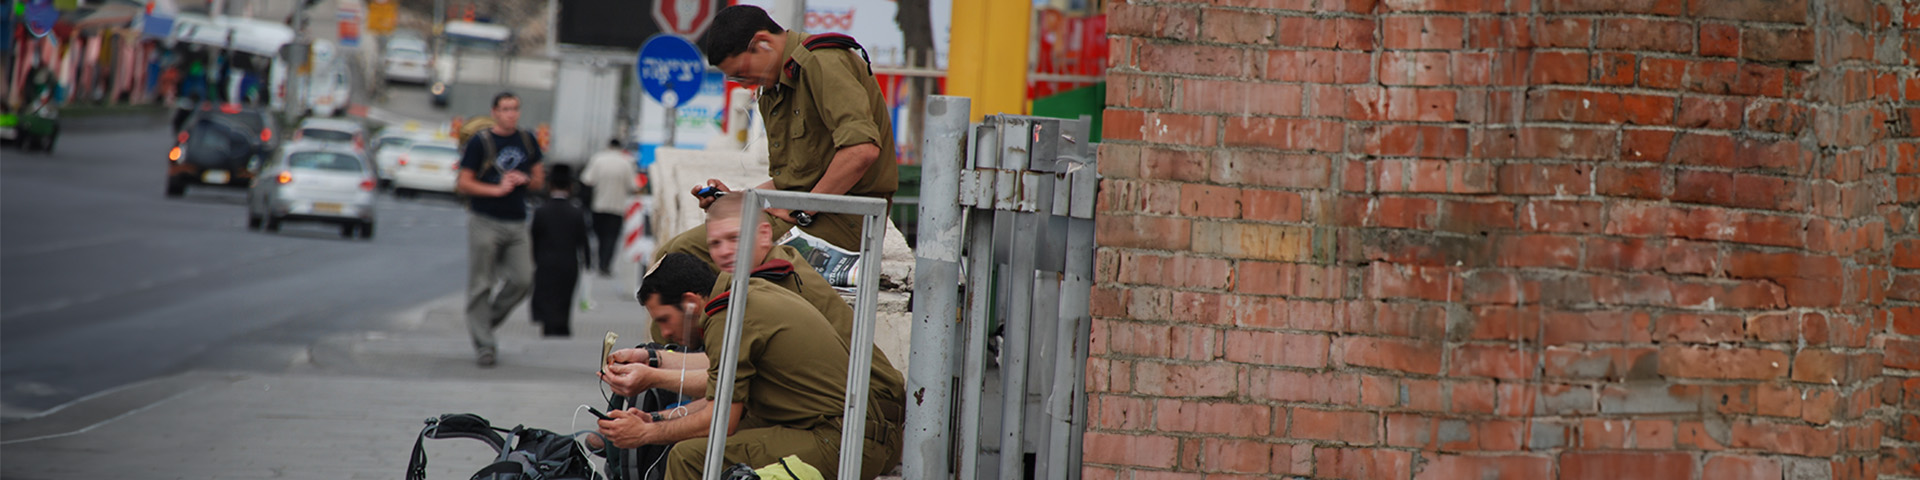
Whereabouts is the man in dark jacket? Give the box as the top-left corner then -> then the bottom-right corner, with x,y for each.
530,167 -> 590,337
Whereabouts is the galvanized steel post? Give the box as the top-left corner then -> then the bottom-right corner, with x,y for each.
904,95 -> 970,480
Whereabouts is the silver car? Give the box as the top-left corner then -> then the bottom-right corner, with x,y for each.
247,140 -> 378,239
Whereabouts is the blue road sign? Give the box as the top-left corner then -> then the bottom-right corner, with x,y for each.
637,34 -> 704,109
25,0 -> 56,38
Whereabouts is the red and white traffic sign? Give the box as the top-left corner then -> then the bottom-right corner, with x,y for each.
654,0 -> 716,39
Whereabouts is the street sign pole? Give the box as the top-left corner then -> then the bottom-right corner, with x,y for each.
637,34 -> 703,151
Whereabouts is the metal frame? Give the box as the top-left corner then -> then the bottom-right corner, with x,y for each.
704,189 -> 890,480
904,101 -> 1099,480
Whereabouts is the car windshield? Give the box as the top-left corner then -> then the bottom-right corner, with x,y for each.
288,152 -> 364,172
411,145 -> 459,158
199,111 -> 267,133
301,128 -> 354,142
389,48 -> 427,61
375,136 -> 413,150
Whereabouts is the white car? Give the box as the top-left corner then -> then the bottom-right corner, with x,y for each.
306,68 -> 351,117
370,132 -> 417,182
383,37 -> 432,84
389,139 -> 461,196
294,117 -> 367,152
247,140 -> 377,239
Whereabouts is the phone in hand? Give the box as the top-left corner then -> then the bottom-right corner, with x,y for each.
588,407 -> 613,420
600,331 -> 619,371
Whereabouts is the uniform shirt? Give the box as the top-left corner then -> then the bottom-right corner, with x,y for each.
459,129 -> 544,221
761,31 -> 897,199
710,246 -> 905,414
700,277 -> 852,428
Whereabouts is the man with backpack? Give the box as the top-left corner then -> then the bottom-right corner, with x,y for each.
457,91 -> 546,367
653,4 -> 899,268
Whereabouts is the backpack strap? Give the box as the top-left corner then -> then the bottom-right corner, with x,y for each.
477,132 -> 499,179
784,33 -> 872,81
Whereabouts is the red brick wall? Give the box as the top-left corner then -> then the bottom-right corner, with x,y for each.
1091,0 -> 1917,478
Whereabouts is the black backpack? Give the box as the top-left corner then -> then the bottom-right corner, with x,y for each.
602,342 -> 697,480
407,413 -> 605,480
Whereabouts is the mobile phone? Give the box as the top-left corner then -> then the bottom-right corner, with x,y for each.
601,331 -> 619,368
588,407 -> 613,420
695,185 -> 726,199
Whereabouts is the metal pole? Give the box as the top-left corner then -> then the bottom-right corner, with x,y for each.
996,118 -> 1038,480
836,212 -> 886,480
666,105 -> 677,147
702,192 -> 763,480
956,120 -> 999,480
904,95 -> 968,480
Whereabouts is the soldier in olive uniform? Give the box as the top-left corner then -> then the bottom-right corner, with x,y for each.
653,5 -> 897,268
597,253 -> 897,480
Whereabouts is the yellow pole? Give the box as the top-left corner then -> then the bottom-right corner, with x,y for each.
946,0 -> 1029,121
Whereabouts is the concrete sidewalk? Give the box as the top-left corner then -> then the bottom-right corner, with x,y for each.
0,262 -> 662,480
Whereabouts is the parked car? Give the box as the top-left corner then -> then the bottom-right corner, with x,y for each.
382,35 -> 432,85
293,117 -> 367,151
166,103 -> 278,197
305,68 -> 352,117
388,138 -> 461,196
369,131 -> 417,184
247,140 -> 377,239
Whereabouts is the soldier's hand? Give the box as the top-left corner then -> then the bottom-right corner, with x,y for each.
596,408 -> 655,449
606,347 -> 650,365
693,179 -> 731,210
599,362 -> 654,397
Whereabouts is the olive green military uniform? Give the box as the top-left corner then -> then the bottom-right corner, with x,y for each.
655,30 -> 898,268
664,278 -> 900,480
710,246 -> 906,427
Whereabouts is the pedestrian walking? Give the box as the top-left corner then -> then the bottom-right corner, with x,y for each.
455,92 -> 546,367
530,167 -> 590,337
580,138 -> 640,277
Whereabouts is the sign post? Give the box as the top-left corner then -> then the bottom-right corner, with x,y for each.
24,0 -> 55,38
637,34 -> 704,148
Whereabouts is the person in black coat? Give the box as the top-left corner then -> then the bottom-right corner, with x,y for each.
530,166 -> 591,337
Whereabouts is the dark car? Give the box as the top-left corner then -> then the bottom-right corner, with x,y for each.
166,103 -> 279,197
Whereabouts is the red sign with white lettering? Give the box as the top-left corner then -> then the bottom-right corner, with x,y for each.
654,0 -> 716,39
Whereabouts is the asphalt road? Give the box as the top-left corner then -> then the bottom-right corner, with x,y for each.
0,114 -> 471,417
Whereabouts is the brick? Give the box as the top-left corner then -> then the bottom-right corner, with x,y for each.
1543,0 -> 1684,15
1640,57 -> 1686,90
1382,15 -> 1466,49
1526,90 -> 1676,125
1083,432 -> 1179,468
1621,128 -> 1674,163
1790,349 -> 1856,384
1180,79 -> 1302,116
1198,438 -> 1271,473
1560,452 -> 1696,480
1355,125 -> 1471,158
1212,151 -> 1332,189
1595,18 -> 1694,53
1201,8 -> 1277,46
1659,345 -> 1789,380
1107,74 -> 1172,110
1191,222 -> 1314,262
1137,147 -> 1211,183
1104,111 -> 1216,146
1225,331 -> 1329,368
1684,60 -> 1740,95
1135,43 -> 1247,78
1699,23 -> 1740,57
1531,51 -> 1588,85
1629,419 -> 1677,449
1449,344 -> 1537,380
1336,336 -> 1444,375
1730,420 -> 1840,457
1597,166 -> 1665,199
1252,368 -> 1359,405
1498,163 -> 1592,195
1275,16 -> 1375,50
1378,51 -> 1453,86
1534,18 -> 1591,47
1676,96 -> 1745,130
1095,215 -> 1191,251
1224,117 -> 1344,152
1178,184 -> 1243,219
1134,361 -> 1237,397
1544,347 -> 1657,381
1705,455 -> 1784,480
1655,313 -> 1746,343
1689,0 -> 1810,23
1724,250 -> 1844,280
1156,399 -> 1273,437
1293,408 -> 1380,445
1467,17 -> 1530,49
1091,394 -> 1153,431
1266,49 -> 1373,84
1348,86 -> 1458,122
1592,52 -> 1635,86
1755,382 -> 1804,419
1449,380 -> 1498,414
1495,234 -> 1581,269
1314,447 -> 1409,479
1242,189 -> 1305,223
1741,27 -> 1814,63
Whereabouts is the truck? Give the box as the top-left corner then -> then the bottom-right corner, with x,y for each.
431,20 -> 622,167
